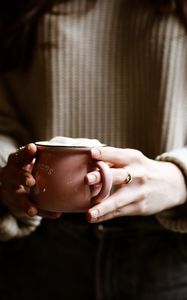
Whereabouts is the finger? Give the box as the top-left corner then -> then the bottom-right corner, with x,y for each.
86,167 -> 132,186
8,143 -> 37,167
87,186 -> 143,222
22,163 -> 34,173
11,171 -> 36,189
87,201 -> 145,223
111,167 -> 134,185
15,191 -> 39,216
7,171 -> 36,190
27,206 -> 39,217
90,184 -> 102,197
19,171 -> 36,188
2,190 -> 38,217
85,161 -> 113,185
90,147 -> 144,167
85,170 -> 101,185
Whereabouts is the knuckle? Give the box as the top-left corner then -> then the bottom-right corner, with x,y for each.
114,150 -> 125,163
134,150 -> 145,161
124,149 -> 145,163
113,209 -> 122,217
24,176 -> 33,187
138,174 -> 148,185
95,171 -> 101,182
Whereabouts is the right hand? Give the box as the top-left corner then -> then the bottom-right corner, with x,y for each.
0,143 -> 62,219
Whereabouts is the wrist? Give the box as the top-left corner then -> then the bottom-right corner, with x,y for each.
156,151 -> 187,206
167,161 -> 187,206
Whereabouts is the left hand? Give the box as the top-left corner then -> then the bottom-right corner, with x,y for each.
86,147 -> 187,223
0,143 -> 62,220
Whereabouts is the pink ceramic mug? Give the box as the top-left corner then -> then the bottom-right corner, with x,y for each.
30,142 -> 112,212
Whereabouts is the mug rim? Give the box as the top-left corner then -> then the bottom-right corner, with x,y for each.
35,141 -> 106,148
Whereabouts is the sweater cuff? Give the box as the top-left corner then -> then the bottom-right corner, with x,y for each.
155,147 -> 187,233
0,136 -> 42,241
0,208 -> 42,241
0,190 -> 42,240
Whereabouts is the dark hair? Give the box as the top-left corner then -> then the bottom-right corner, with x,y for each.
0,0 -> 62,71
0,0 -> 187,72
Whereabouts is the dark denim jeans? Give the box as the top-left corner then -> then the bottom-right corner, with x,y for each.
1,214 -> 187,300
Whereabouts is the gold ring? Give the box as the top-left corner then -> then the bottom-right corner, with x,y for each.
124,167 -> 133,184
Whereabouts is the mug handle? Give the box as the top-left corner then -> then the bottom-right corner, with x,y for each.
91,161 -> 113,204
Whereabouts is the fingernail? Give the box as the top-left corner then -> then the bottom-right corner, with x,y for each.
27,207 -> 38,217
91,148 -> 101,159
87,174 -> 97,184
89,209 -> 99,221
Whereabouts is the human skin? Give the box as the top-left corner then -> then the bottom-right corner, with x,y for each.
0,144 -> 186,222
0,143 -> 61,219
86,147 -> 187,223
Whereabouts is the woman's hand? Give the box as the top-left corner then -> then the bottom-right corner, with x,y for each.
86,147 -> 187,222
0,144 -> 61,219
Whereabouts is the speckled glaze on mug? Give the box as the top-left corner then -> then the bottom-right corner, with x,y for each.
31,143 -> 112,212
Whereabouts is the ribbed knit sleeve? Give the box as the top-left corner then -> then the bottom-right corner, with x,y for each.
1,0 -> 187,236
0,211 -> 42,241
155,147 -> 187,233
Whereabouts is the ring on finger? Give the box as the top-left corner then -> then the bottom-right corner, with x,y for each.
124,167 -> 133,184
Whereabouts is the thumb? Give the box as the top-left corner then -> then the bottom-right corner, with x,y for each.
8,143 -> 37,167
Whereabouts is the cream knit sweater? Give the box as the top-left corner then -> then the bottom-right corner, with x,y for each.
0,0 -> 187,240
